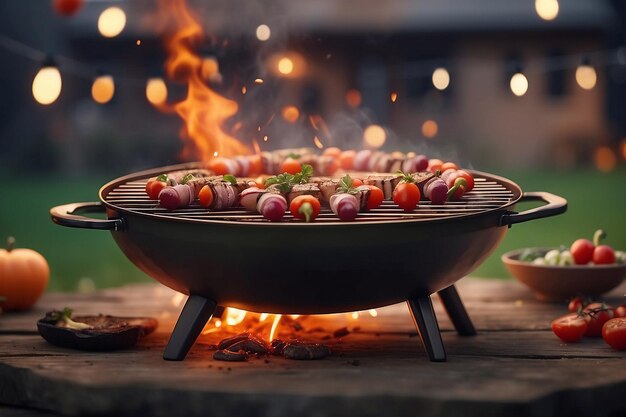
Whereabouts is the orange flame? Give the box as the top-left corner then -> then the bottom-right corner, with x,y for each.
160,0 -> 249,162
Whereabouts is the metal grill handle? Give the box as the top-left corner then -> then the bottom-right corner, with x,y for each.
499,192 -> 567,227
50,202 -> 124,231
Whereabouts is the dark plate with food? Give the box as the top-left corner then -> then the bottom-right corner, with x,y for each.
37,308 -> 158,351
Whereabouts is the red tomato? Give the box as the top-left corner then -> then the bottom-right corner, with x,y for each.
247,154 -> 262,176
351,178 -> 364,187
602,318 -> 626,350
455,170 -> 474,191
198,185 -> 214,208
145,179 -> 167,200
593,245 -> 616,264
551,313 -> 588,342
615,305 -> 626,318
568,297 -> 587,313
339,150 -> 355,170
570,239 -> 595,265
427,158 -> 443,173
289,195 -> 321,222
440,162 -> 458,172
323,157 -> 340,175
584,303 -> 615,337
280,158 -> 302,174
393,182 -> 420,212
322,147 -> 342,158
53,0 -> 83,16
366,185 -> 384,210
209,158 -> 235,175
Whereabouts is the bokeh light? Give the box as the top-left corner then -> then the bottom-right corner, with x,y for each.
346,89 -> 362,108
575,65 -> 597,90
98,7 -> 126,38
146,78 -> 168,106
535,0 -> 559,21
510,73 -> 529,96
363,125 -> 386,148
281,105 -> 300,123
421,120 -> 439,138
32,66 -> 62,105
201,57 -> 219,80
594,146 -> 616,172
278,57 -> 294,75
91,75 -> 115,104
256,24 -> 271,41
432,67 -> 450,91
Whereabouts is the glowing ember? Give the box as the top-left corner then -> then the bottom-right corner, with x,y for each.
159,0 -> 249,162
390,92 -> 398,103
254,78 -> 264,84
136,39 -> 142,46
225,307 -> 247,326
241,86 -> 247,95
369,309 -> 378,317
259,313 -> 269,322
215,319 -> 222,328
263,135 -> 269,142
621,138 -> 626,160
314,136 -> 324,149
346,89 -> 362,108
351,312 -> 359,319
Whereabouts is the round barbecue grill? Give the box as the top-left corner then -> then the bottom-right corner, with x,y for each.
50,162 -> 567,362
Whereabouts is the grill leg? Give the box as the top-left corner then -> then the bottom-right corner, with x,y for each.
164,295 -> 217,361
407,296 -> 446,362
437,285 -> 477,336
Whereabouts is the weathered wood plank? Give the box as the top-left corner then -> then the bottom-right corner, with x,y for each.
0,278 -> 625,417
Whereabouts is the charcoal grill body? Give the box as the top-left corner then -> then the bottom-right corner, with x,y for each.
50,163 -> 567,362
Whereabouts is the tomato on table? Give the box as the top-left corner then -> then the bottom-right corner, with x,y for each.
583,303 -> 614,337
602,318 -> 626,350
568,297 -> 588,313
393,182 -> 420,212
551,313 -> 588,342
615,305 -> 626,318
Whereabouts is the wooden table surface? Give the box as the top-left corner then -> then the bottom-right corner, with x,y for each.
1,278 -> 625,417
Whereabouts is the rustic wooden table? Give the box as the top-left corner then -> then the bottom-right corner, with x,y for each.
1,278 -> 625,417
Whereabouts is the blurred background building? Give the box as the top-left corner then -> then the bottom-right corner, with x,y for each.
1,0 -> 625,174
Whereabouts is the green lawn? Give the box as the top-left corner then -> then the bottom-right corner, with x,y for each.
1,168 -> 624,292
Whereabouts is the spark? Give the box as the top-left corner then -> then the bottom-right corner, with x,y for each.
254,78 -> 264,85
242,86 -> 247,95
263,135 -> 269,142
390,92 -> 398,102
314,136 -> 324,149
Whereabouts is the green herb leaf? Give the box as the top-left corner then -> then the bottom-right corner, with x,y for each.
337,174 -> 358,195
223,174 -> 237,185
180,173 -> 195,185
396,170 -> 415,183
156,174 -> 168,182
286,152 -> 301,159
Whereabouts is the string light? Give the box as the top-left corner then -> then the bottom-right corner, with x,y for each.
91,75 -> 115,104
432,67 -> 450,90
535,0 -> 559,21
575,64 -> 597,90
363,125 -> 386,148
422,120 -> 438,138
256,24 -> 271,42
146,77 -> 167,105
277,57 -> 294,75
32,60 -> 62,105
98,7 -> 127,38
510,72 -> 529,96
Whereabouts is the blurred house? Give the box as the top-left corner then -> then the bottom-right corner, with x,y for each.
0,0 -> 621,173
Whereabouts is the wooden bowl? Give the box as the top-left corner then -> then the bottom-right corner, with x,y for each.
502,248 -> 626,302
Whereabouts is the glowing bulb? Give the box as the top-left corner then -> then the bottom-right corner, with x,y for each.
146,78 -> 167,106
535,0 -> 559,21
432,67 -> 450,90
98,7 -> 126,38
281,105 -> 300,123
575,65 -> 597,90
278,57 -> 294,75
363,125 -> 386,148
91,75 -> 115,104
510,73 -> 529,96
32,66 -> 62,105
256,24 -> 271,41
422,120 -> 438,138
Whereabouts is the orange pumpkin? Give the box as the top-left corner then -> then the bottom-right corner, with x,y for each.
0,237 -> 49,311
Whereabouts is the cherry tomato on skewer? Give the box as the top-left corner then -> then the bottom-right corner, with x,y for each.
290,195 -> 321,223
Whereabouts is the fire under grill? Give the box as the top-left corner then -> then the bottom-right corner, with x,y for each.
52,163 -> 566,362
102,171 -> 518,224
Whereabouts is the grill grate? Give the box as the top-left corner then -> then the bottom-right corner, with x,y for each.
102,171 -> 518,224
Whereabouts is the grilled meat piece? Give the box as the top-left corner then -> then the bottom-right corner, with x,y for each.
288,183 -> 322,204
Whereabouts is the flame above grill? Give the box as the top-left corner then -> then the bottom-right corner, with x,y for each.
160,0 -> 250,162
